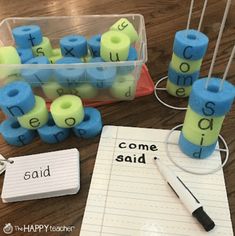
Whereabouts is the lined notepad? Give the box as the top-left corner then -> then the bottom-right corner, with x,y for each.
80,126 -> 233,236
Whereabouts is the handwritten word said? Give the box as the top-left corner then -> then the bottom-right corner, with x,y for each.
24,165 -> 51,180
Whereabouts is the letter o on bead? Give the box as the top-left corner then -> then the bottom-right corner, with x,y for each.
50,95 -> 84,128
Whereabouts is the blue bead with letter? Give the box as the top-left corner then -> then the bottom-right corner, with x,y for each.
73,107 -> 102,139
0,119 -> 36,146
12,25 -> 43,48
0,81 -> 35,117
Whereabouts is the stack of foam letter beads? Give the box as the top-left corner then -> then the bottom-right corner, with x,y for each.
166,29 -> 209,97
0,18 -> 139,101
179,78 -> 235,158
0,81 -> 103,146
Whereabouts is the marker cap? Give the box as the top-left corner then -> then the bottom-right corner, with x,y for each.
192,207 -> 215,232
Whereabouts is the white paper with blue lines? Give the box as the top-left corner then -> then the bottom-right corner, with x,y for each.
80,126 -> 233,236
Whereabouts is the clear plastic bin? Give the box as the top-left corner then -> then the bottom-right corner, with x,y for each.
0,15 -> 147,102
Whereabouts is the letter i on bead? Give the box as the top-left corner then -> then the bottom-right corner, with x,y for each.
166,0 -> 209,98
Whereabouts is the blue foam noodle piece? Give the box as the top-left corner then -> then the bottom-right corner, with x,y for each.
37,113 -> 70,144
12,25 -> 43,48
60,35 -> 88,58
189,78 -> 235,117
0,118 -> 36,146
88,34 -> 101,57
118,46 -> 137,75
0,81 -> 35,117
73,107 -> 102,139
54,57 -> 85,87
178,132 -> 217,159
86,57 -> 116,88
173,29 -> 209,60
22,56 -> 52,87
168,64 -> 200,86
17,48 -> 34,64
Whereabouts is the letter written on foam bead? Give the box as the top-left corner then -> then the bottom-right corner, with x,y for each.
179,132 -> 216,159
16,48 -> 34,64
87,57 -> 116,88
0,119 -> 36,147
171,53 -> 202,74
110,18 -> 138,44
50,95 -> 84,128
100,31 -> 130,62
3,74 -> 23,86
60,35 -> 88,58
88,34 -> 101,57
22,56 -> 52,87
173,29 -> 209,60
0,81 -> 35,117
168,64 -> 200,87
0,46 -> 21,78
69,84 -> 98,99
110,74 -> 136,100
18,96 -> 49,129
32,37 -> 53,57
12,25 -> 42,48
42,80 -> 69,100
182,106 -> 225,146
37,113 -> 70,144
189,78 -> 235,117
166,79 -> 192,97
54,57 -> 85,87
73,107 -> 102,139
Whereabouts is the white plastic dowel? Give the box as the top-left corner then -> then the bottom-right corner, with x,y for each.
187,0 -> 195,30
219,44 -> 235,91
205,0 -> 232,89
198,0 -> 208,32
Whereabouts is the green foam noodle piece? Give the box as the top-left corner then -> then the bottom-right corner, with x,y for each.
110,74 -> 136,100
72,84 -> 98,99
182,106 -> 225,146
50,95 -> 84,128
0,46 -> 21,79
110,18 -> 139,44
42,80 -> 69,100
100,31 -> 130,62
17,95 -> 49,129
171,53 -> 202,74
82,48 -> 93,63
32,37 -> 53,57
166,79 -> 192,97
49,48 -> 62,64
